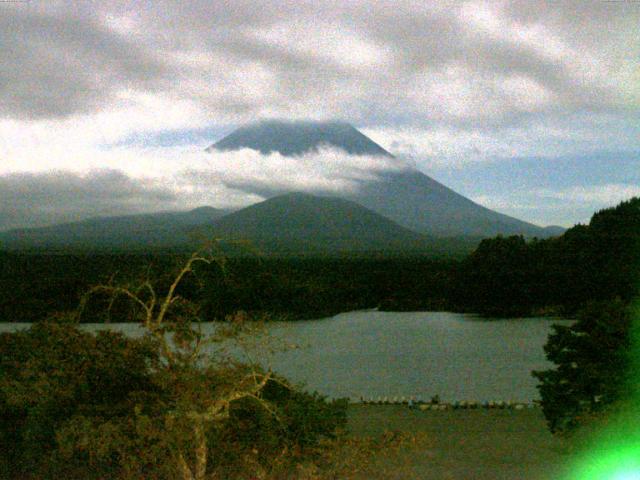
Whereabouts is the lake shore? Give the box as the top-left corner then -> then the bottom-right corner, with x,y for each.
346,404 -> 573,480
1,313 -> 570,402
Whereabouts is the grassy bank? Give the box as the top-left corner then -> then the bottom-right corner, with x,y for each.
346,404 -> 573,480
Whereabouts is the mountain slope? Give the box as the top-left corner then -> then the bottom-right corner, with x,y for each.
198,192 -> 434,254
0,207 -> 229,251
348,169 -> 549,237
208,120 -> 562,238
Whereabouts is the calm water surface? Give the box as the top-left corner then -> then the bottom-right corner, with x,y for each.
1,311 -> 572,402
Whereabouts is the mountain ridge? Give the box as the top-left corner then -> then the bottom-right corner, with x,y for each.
195,192 -> 437,254
200,192 -> 473,255
0,193 -> 481,256
0,207 -> 230,251
208,120 -> 561,238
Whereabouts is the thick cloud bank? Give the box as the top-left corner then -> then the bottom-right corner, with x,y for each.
0,7 -> 165,120
0,147 -> 412,231
0,170 -> 176,231
190,146 -> 413,197
1,1 -> 637,125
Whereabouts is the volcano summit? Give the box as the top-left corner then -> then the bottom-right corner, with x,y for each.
207,120 -> 559,238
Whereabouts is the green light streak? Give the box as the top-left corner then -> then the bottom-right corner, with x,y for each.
571,436 -> 640,480
566,300 -> 640,480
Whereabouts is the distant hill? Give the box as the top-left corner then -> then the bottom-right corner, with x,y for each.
207,120 -> 563,238
195,192 -> 477,256
0,207 -> 230,252
199,192 -> 426,254
0,195 -> 478,256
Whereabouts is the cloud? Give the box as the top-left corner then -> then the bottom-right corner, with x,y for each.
0,170 -> 178,231
186,146 -> 412,197
364,112 -> 640,169
1,1 -> 637,124
470,182 -> 640,228
0,142 -> 411,230
0,95 -> 213,174
0,6 -> 166,119
536,183 -> 640,205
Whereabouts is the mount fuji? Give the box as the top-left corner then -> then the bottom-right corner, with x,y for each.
0,120 -> 563,254
207,120 -> 560,238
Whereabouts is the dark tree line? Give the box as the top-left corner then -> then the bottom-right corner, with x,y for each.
0,254 -> 456,322
528,198 -> 640,433
452,198 -> 640,316
2,198 -> 639,322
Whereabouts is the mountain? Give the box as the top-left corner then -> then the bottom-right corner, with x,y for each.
1,120 -> 562,254
207,120 -> 390,157
197,192 -> 437,254
0,193 -> 478,256
0,207 -> 230,252
207,120 -> 563,238
349,169 -> 551,237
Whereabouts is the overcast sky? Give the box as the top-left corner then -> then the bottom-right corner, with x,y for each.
1,0 -> 639,230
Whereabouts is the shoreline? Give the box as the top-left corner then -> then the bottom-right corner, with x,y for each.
354,397 -> 540,410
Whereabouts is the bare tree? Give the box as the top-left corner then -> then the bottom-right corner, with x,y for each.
78,249 -> 282,480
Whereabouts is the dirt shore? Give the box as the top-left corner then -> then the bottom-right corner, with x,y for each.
347,404 -> 574,480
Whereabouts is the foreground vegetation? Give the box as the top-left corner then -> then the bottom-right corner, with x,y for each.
533,299 -> 636,434
0,250 -> 431,479
0,252 -> 353,479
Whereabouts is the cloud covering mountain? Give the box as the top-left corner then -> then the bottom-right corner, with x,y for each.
0,135 -> 412,231
0,170 -> 177,231
1,1 -> 638,229
205,120 -> 552,237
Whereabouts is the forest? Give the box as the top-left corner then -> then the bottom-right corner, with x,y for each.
1,198 -> 639,323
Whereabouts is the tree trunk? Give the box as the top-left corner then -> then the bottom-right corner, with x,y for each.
194,422 -> 207,480
178,451 -> 194,480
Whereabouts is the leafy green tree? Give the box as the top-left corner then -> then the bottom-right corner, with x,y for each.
532,299 -> 634,433
452,235 -> 536,315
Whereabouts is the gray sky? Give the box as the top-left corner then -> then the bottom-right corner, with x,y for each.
1,0 -> 639,230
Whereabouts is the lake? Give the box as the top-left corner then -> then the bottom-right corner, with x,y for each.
1,310 -> 572,402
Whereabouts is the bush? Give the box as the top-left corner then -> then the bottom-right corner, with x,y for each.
0,319 -> 348,479
532,299 -> 634,433
0,320 -> 160,479
0,251 -> 348,479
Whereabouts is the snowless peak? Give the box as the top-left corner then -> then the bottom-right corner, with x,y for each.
202,119 -> 558,238
206,119 -> 393,157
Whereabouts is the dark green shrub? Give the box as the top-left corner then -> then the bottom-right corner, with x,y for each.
0,320 -> 159,479
0,319 -> 347,479
533,300 -> 634,433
